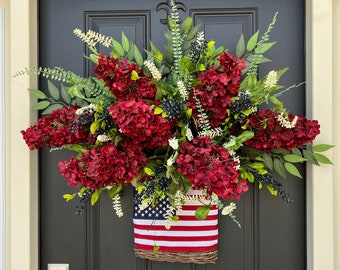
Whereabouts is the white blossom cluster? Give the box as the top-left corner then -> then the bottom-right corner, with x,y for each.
75,103 -> 96,116
167,138 -> 179,166
232,155 -> 241,170
168,137 -> 179,150
138,196 -> 153,211
221,202 -> 237,216
112,195 -> 123,217
198,127 -> 223,138
186,126 -> 193,141
196,31 -> 205,48
264,70 -> 278,88
177,80 -> 188,100
164,190 -> 186,229
276,112 -> 298,129
96,134 -> 112,142
144,60 -> 162,81
73,28 -> 111,48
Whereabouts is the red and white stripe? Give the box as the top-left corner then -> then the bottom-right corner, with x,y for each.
133,198 -> 218,253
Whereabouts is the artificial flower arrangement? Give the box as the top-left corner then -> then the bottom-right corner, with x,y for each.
18,2 -> 332,261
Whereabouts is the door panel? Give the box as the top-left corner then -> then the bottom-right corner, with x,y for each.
39,1 -> 305,269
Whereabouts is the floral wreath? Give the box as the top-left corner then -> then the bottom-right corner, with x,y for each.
18,3 -> 332,226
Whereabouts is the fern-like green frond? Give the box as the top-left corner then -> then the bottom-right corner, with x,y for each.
247,12 -> 278,77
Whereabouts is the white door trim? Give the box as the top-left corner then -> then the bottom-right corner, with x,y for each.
4,0 -> 339,269
5,0 -> 39,270
0,6 -> 5,270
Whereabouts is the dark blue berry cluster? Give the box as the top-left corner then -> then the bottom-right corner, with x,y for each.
75,189 -> 94,215
254,173 -> 294,203
134,166 -> 171,205
229,90 -> 253,115
160,98 -> 184,120
189,36 -> 208,62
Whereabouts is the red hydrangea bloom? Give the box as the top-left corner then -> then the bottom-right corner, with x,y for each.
187,52 -> 245,128
176,136 -> 248,200
109,99 -> 174,149
21,106 -> 93,150
245,109 -> 321,151
218,51 -> 246,92
58,143 -> 147,189
136,76 -> 158,99
93,53 -> 156,101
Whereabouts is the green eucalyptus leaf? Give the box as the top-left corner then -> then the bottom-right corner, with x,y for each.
236,34 -> 245,58
155,52 -> 164,63
121,32 -> 130,52
66,144 -> 88,153
263,153 -> 273,171
182,16 -> 193,33
312,144 -> 335,152
265,184 -> 278,196
241,170 -> 255,183
314,153 -> 333,165
256,56 -> 271,64
255,42 -> 276,54
198,64 -> 205,71
111,39 -> 124,56
284,162 -> 302,178
154,107 -> 164,115
89,53 -> 99,64
273,158 -> 286,179
195,205 -> 210,220
247,74 -> 257,89
251,162 -> 265,169
79,187 -> 89,196
131,70 -> 140,80
291,147 -> 302,156
68,85 -> 86,99
28,88 -> 47,99
186,108 -> 192,119
144,167 -> 155,176
185,24 -> 201,41
63,193 -> 77,202
155,88 -> 163,101
61,83 -> 71,104
47,80 -> 60,100
178,56 -> 193,74
133,44 -> 144,66
283,154 -> 307,163
127,41 -> 135,60
41,103 -> 64,115
237,130 -> 254,143
302,148 -> 319,165
32,100 -> 50,111
90,121 -> 101,134
107,184 -> 123,199
246,30 -> 259,51
91,190 -> 101,205
269,96 -> 283,108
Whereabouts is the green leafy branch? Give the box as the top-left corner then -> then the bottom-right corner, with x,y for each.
237,12 -> 278,77
27,80 -> 83,114
260,143 -> 334,179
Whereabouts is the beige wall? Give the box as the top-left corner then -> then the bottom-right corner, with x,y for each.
2,0 -> 339,269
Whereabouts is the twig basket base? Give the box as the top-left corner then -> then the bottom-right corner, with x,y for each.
135,248 -> 218,264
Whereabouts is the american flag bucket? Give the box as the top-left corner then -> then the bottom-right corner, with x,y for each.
133,189 -> 218,264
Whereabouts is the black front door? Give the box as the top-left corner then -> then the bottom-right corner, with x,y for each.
39,1 -> 305,269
